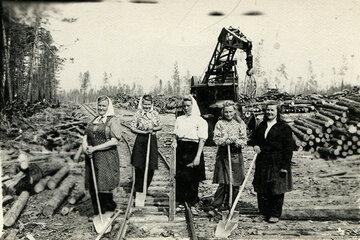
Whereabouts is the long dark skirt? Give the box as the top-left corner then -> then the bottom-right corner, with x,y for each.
131,133 -> 158,170
176,140 -> 206,206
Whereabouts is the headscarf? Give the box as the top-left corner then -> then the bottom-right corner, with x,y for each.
96,96 -> 115,123
183,94 -> 201,117
137,96 -> 154,111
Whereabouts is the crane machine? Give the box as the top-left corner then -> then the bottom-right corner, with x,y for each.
190,27 -> 255,144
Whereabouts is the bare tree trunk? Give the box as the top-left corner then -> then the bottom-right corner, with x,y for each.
5,30 -> 12,103
1,17 -> 10,105
26,19 -> 39,103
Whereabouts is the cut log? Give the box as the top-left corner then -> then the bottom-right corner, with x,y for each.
340,151 -> 348,158
315,110 -> 334,125
297,118 -> 322,135
348,125 -> 357,134
47,165 -> 70,190
292,123 -> 313,135
60,206 -> 74,216
43,176 -> 76,217
335,121 -> 344,128
325,107 -> 348,118
306,117 -> 332,128
316,102 -> 348,112
29,159 -> 66,184
329,138 -> 343,145
68,182 -> 85,205
325,128 -> 332,134
3,191 -> 30,227
34,176 -> 51,193
290,125 -> 310,141
318,109 -> 340,121
332,127 -> 349,136
73,145 -> 83,162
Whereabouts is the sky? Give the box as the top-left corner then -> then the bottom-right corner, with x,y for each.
21,0 -> 360,92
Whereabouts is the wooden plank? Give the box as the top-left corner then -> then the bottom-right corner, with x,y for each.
169,147 -> 176,222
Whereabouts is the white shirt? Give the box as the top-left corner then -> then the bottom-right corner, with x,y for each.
264,119 -> 277,139
174,115 -> 208,142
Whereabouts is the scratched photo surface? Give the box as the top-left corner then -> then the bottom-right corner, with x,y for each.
1,1 -> 360,239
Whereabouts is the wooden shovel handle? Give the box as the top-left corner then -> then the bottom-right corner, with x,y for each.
227,145 -> 233,207
227,153 -> 257,221
142,134 -> 152,194
90,155 -> 103,222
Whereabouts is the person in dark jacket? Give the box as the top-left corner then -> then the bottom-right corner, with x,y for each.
248,102 -> 294,223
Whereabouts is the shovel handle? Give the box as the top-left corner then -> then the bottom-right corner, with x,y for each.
227,145 -> 233,208
227,153 -> 257,222
142,134 -> 152,194
90,155 -> 103,223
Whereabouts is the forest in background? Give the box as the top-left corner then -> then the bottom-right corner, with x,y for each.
1,3 -> 64,111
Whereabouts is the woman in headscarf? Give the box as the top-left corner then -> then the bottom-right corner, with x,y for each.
130,94 -> 161,199
82,96 -> 121,222
248,102 -> 294,223
173,95 -> 208,214
211,101 -> 247,212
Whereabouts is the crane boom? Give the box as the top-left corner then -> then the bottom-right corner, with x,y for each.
202,27 -> 253,84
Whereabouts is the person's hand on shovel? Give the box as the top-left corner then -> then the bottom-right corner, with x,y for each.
171,139 -> 177,149
85,146 -> 96,155
253,145 -> 261,154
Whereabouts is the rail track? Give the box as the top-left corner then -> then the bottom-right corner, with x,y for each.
80,104 -> 198,240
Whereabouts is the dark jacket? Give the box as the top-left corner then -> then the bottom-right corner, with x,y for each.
248,119 -> 294,195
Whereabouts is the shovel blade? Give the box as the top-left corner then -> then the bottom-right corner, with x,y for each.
214,220 -> 238,238
135,192 -> 146,207
93,215 -> 112,234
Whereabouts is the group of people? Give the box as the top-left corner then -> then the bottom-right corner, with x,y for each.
82,94 -> 294,226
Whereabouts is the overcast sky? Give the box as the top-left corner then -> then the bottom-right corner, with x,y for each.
41,0 -> 360,92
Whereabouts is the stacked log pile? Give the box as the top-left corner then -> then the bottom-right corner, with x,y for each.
291,94 -> 360,160
1,104 -> 86,153
112,93 -> 183,113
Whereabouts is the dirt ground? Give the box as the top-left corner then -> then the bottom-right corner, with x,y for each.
1,105 -> 360,239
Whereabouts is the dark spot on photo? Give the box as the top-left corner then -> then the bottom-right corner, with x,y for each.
242,11 -> 264,16
208,11 -> 225,16
130,0 -> 158,4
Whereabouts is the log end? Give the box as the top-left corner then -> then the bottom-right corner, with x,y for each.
47,181 -> 56,190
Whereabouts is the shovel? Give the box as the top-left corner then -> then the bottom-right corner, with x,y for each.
215,153 -> 257,238
227,145 -> 233,208
89,155 -> 110,233
135,134 -> 151,207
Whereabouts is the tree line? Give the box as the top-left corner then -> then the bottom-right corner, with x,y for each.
1,4 -> 64,110
60,62 -> 194,103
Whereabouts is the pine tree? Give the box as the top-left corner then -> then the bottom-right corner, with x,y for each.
172,62 -> 181,95
80,71 -> 90,103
